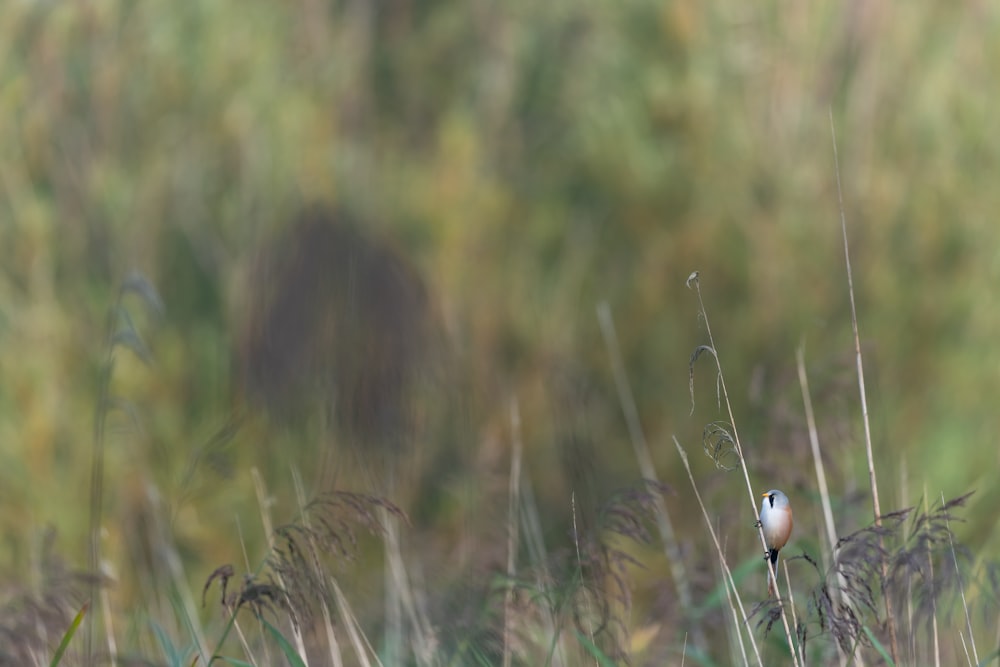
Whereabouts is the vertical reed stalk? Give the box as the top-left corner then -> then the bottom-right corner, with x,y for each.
829,109 -> 898,663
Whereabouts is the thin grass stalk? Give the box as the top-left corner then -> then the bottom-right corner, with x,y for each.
407,564 -> 436,661
902,463 -> 915,665
829,109 -> 898,663
232,515 -> 258,665
99,584 -> 118,667
570,492 -> 600,667
520,479 -> 566,665
503,398 -> 524,667
247,473 -> 277,667
781,561 -> 804,666
719,539 -> 751,667
942,492 -> 979,664
382,507 -> 437,664
795,346 -> 839,561
596,303 -> 695,610
959,632 -> 973,667
237,514 -> 252,574
229,612 -> 256,667
674,437 -> 762,667
330,577 -> 381,667
86,307 -> 116,660
290,467 -> 345,667
906,541 -> 916,663
146,486 -> 211,664
686,277 -> 800,666
796,345 -> 851,667
318,574 -> 344,664
923,489 -> 941,667
385,515 -> 403,666
252,468 -> 309,665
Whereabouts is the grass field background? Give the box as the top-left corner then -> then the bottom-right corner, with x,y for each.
1,1 -> 999,664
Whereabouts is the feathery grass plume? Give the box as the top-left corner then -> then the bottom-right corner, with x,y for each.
268,492 -> 408,627
225,574 -> 292,623
466,480 -> 669,665
779,492 -> 978,661
203,490 -> 406,659
202,565 -> 236,611
571,480 -> 673,663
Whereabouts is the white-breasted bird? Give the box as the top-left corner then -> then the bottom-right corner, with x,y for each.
759,489 -> 793,597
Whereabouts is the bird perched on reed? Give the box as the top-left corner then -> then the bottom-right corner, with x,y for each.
758,489 -> 793,597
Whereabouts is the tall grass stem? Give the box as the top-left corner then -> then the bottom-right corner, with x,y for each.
674,437 -> 763,667
686,277 -> 799,664
829,108 -> 898,663
503,398 -> 523,667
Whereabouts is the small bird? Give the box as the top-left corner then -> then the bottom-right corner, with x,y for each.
758,489 -> 793,597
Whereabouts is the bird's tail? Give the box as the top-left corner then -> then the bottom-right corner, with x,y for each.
766,549 -> 779,598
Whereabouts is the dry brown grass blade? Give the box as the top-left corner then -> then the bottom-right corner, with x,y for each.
719,539 -> 751,666
330,576 -> 382,667
503,398 -> 524,667
292,467 -> 345,667
796,345 -> 852,667
781,560 -> 805,666
252,467 -> 310,664
674,436 -> 762,667
923,488 -> 942,667
795,346 -> 839,560
570,492 -> 600,667
829,108 -> 898,664
942,491 -> 978,664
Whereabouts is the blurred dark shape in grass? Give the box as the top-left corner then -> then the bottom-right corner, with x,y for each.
238,205 -> 432,454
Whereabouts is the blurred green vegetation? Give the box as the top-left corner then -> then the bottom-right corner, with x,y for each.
1,0 -> 999,663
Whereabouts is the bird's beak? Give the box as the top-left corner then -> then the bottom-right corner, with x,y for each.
761,492 -> 769,498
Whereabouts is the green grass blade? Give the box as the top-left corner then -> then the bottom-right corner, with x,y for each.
861,625 -> 895,667
572,629 -> 618,667
49,601 -> 89,667
260,617 -> 307,667
150,618 -> 191,667
976,646 -> 1000,667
